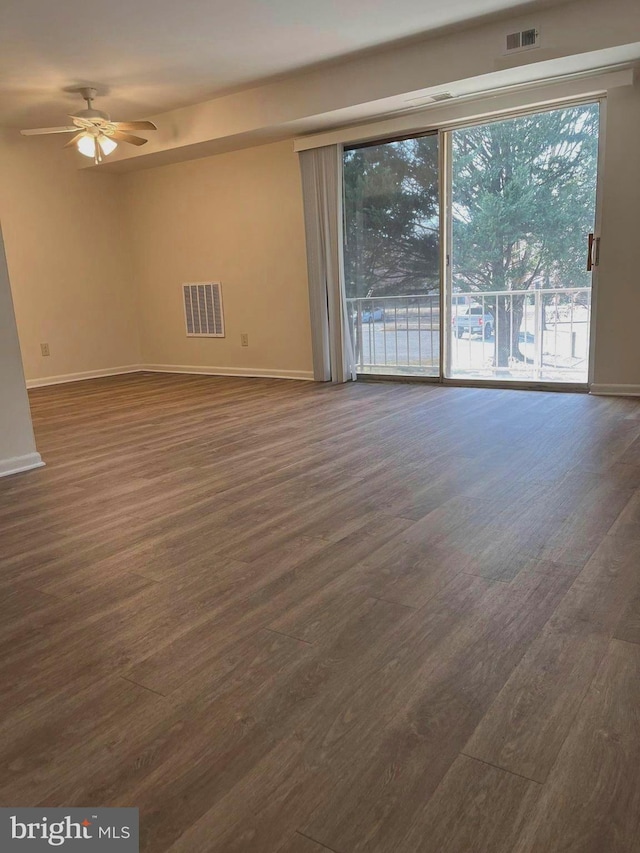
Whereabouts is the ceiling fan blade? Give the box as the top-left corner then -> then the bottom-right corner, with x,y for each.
107,130 -> 148,146
63,132 -> 87,149
20,126 -> 78,136
113,121 -> 157,131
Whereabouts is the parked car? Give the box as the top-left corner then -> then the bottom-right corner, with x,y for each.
358,307 -> 385,323
451,294 -> 468,307
452,306 -> 493,338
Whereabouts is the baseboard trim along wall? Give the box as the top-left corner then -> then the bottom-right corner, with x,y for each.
26,366 -> 143,389
25,364 -> 315,388
142,364 -> 315,381
590,384 -> 640,396
0,452 -> 45,478
24,370 -> 640,394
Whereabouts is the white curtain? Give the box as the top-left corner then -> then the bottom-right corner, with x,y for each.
299,145 -> 356,383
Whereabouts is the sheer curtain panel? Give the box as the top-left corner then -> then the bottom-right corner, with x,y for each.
299,145 -> 356,383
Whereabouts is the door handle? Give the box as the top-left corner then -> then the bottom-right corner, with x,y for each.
587,233 -> 600,271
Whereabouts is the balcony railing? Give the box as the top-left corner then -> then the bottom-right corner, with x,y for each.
347,287 -> 591,382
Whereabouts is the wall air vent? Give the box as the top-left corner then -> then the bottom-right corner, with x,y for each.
183,282 -> 225,337
505,28 -> 540,52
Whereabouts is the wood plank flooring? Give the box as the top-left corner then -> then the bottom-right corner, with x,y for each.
2,372 -> 640,852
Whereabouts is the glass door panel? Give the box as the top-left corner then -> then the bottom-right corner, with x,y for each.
343,134 -> 440,376
447,102 -> 600,383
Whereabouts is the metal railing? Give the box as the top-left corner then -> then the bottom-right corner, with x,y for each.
347,287 -> 591,382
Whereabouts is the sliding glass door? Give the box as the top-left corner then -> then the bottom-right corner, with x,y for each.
343,100 -> 601,387
343,134 -> 441,376
446,102 -> 600,384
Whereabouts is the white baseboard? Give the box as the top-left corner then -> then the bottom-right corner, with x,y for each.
590,384 -> 640,397
25,363 -> 315,389
142,364 -> 315,381
0,452 -> 45,478
26,368 -> 639,394
26,366 -> 143,389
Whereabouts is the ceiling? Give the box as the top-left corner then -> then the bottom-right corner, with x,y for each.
0,0 -> 565,128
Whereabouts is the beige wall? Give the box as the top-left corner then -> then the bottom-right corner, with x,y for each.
0,131 -> 140,383
592,79 -> 640,390
1,82 -> 639,392
119,90 -> 640,390
122,140 -> 313,378
0,224 -> 41,475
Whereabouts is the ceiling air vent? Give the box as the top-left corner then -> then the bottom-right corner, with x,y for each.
405,91 -> 456,106
505,28 -> 540,52
183,282 -> 225,337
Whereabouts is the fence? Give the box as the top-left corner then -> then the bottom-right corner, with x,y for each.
346,288 -> 591,381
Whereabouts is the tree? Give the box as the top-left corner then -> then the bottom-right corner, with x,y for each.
343,136 -> 440,299
451,103 -> 599,366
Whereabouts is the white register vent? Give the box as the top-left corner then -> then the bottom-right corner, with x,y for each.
183,282 -> 225,337
505,28 -> 539,52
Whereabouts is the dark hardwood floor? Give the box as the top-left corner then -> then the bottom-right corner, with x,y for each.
2,372 -> 640,852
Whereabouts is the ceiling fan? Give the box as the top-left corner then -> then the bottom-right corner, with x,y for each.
20,87 -> 157,163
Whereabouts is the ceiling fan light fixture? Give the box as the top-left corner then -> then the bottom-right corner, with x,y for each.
98,135 -> 117,156
76,131 -> 117,162
76,133 -> 97,158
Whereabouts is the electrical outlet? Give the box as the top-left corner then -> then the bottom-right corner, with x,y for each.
240,333 -> 249,347
40,343 -> 50,357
